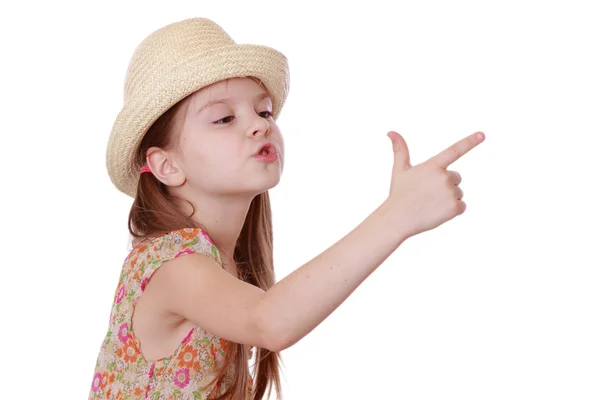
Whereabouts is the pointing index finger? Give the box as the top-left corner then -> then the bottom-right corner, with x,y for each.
429,132 -> 485,168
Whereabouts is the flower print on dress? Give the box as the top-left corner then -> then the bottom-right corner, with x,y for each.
179,228 -> 199,241
174,368 -> 191,389
117,338 -> 140,364
181,328 -> 194,345
201,229 -> 214,245
177,344 -> 199,369
91,372 -> 102,393
117,322 -> 130,343
116,285 -> 125,303
175,248 -> 194,258
100,372 -> 109,391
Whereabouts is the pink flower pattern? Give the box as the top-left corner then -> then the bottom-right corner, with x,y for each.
174,368 -> 191,389
181,328 -> 194,345
91,372 -> 102,393
201,230 -> 214,245
116,286 -> 125,303
117,323 -> 130,343
174,248 -> 194,258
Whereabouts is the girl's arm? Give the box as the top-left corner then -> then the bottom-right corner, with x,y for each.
257,200 -> 408,350
151,131 -> 482,351
147,199 -> 408,352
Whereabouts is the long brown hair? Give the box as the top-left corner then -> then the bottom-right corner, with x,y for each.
128,86 -> 282,400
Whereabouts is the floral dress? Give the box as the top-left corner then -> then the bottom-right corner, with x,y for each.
89,228 -> 252,399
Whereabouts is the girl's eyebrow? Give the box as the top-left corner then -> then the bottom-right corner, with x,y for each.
196,92 -> 272,114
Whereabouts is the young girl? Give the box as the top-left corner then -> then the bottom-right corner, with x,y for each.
90,17 -> 485,400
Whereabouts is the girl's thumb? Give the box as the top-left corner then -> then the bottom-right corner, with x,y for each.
387,131 -> 411,170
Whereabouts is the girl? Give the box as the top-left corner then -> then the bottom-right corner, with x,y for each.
90,17 -> 485,400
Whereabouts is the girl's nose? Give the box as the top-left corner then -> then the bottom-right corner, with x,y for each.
248,116 -> 270,137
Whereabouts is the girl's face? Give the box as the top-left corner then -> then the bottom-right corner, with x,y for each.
170,77 -> 284,197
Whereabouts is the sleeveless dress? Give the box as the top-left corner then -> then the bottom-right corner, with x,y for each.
89,228 -> 253,399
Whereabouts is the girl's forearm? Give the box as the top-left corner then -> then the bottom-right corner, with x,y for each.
257,199 -> 410,351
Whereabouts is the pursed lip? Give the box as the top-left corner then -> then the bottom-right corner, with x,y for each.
254,142 -> 277,156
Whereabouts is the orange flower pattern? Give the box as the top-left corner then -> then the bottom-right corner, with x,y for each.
89,228 -> 252,399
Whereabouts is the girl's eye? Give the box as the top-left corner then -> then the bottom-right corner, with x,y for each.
214,116 -> 234,124
214,111 -> 271,124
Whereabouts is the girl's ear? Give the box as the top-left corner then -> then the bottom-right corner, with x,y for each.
146,147 -> 186,188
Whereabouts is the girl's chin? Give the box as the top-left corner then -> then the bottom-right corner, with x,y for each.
257,174 -> 282,192
251,173 -> 282,194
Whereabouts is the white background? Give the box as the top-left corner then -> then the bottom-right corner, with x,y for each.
1,0 -> 599,398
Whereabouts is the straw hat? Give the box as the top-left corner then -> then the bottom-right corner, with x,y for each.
106,18 -> 290,197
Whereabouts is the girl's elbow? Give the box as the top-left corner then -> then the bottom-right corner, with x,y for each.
253,302 -> 291,353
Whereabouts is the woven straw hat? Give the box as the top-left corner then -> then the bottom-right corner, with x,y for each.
106,18 -> 290,197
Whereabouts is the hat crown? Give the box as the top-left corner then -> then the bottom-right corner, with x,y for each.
124,18 -> 235,101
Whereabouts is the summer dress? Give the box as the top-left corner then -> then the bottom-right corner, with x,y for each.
89,228 -> 253,399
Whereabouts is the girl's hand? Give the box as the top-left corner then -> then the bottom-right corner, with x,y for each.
386,130 -> 485,238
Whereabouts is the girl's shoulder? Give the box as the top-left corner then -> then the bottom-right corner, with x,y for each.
128,228 -> 222,267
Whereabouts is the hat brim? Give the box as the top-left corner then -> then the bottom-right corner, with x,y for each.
106,44 -> 289,198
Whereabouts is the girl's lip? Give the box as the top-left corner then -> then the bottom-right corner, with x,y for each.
255,142 -> 276,156
253,151 -> 279,163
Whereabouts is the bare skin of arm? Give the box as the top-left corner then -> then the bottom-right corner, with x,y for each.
140,131 -> 485,353
144,199 -> 407,353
